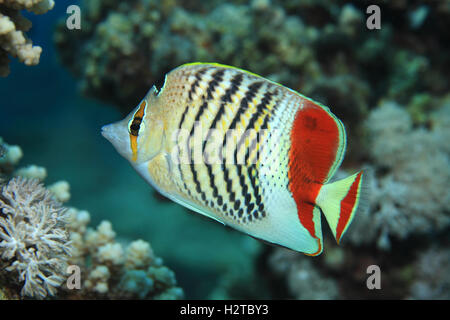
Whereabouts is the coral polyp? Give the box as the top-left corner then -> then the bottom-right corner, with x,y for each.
0,177 -> 71,298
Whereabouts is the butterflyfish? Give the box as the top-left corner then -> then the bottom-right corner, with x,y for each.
102,63 -> 368,255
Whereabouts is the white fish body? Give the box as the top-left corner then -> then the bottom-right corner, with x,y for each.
102,63 -> 368,255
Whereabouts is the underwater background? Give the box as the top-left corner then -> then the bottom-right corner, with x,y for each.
0,0 -> 449,299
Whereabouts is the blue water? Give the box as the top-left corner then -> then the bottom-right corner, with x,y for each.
0,1 -> 259,299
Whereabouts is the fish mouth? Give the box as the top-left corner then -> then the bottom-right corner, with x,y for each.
101,122 -> 125,146
101,124 -> 115,142
101,121 -> 133,161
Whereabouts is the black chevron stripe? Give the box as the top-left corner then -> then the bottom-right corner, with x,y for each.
206,69 -> 225,101
228,81 -> 263,132
235,89 -> 273,164
223,85 -> 271,220
219,81 -> 264,217
243,89 -> 280,166
244,93 -> 281,219
186,69 -> 225,206
177,67 -> 209,200
208,72 -> 244,131
176,106 -> 192,197
202,71 -> 244,213
187,68 -> 209,101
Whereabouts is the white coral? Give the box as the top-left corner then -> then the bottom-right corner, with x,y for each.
96,242 -> 124,266
13,164 -> 47,180
47,180 -> 71,203
85,265 -> 110,294
0,177 -> 72,298
65,209 -> 183,299
348,101 -> 450,249
0,137 -> 23,166
0,0 -> 54,76
125,239 -> 154,270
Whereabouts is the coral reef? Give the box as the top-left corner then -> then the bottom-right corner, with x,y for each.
269,247 -> 339,299
266,98 -> 449,299
408,246 -> 450,300
0,0 -> 54,76
0,137 -> 22,176
0,177 -> 71,299
50,0 -> 449,299
65,208 -> 183,299
55,0 -> 449,130
0,138 -> 183,299
347,99 -> 450,250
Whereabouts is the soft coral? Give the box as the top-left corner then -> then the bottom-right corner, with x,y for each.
0,177 -> 72,298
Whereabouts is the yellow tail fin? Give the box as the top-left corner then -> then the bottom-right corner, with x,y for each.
316,171 -> 369,243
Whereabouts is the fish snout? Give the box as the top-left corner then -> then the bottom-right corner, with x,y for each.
101,121 -> 133,161
101,123 -> 116,142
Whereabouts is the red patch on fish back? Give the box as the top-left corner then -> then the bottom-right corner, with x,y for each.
288,99 -> 340,238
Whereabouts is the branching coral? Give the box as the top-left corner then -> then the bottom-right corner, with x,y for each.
0,137 -> 183,300
0,177 -> 71,298
65,209 -> 183,299
0,0 -> 54,76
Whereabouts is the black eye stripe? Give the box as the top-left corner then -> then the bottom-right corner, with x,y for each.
130,116 -> 142,136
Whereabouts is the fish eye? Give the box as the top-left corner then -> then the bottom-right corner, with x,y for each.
128,116 -> 143,136
128,100 -> 147,137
